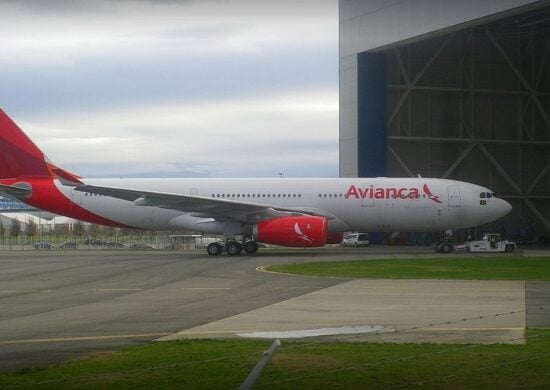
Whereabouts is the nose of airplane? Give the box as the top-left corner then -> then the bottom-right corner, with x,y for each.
499,199 -> 512,217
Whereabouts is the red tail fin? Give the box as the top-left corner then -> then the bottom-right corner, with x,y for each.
0,109 -> 50,180
0,109 -> 82,184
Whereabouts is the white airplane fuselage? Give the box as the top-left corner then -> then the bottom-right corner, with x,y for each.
0,108 -> 512,254
56,177 -> 511,233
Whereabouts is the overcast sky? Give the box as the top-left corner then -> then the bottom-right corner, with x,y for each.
0,0 -> 338,178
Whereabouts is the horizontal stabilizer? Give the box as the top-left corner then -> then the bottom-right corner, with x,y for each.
0,183 -> 32,199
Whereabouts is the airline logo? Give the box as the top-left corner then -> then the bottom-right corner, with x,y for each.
345,184 -> 443,204
422,184 -> 442,204
294,222 -> 312,243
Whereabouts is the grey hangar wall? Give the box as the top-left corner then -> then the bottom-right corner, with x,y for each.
339,0 -> 550,239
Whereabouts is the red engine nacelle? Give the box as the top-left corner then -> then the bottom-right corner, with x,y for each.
326,232 -> 344,244
254,216 -> 328,247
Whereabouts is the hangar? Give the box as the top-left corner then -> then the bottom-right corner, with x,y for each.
339,0 -> 550,241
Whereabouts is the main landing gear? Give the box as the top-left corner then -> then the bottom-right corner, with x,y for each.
206,239 -> 259,256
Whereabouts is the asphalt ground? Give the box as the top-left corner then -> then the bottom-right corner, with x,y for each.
0,247 -> 402,372
0,247 -> 545,372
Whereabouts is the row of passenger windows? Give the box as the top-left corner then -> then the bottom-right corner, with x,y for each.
211,193 -> 351,199
83,193 -> 105,197
212,193 -> 301,198
211,193 -> 352,199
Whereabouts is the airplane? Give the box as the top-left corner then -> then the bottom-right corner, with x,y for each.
0,109 -> 512,255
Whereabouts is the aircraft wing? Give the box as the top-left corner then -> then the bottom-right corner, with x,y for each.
74,184 -> 335,222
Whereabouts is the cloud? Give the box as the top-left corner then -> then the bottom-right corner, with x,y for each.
19,89 -> 339,178
0,0 -> 337,65
0,0 -> 338,118
0,0 -> 339,178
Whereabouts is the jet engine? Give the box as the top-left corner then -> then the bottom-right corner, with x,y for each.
326,232 -> 344,244
253,216 -> 328,247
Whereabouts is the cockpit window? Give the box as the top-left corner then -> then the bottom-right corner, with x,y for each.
480,192 -> 497,199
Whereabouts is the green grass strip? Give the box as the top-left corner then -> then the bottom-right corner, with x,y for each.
1,330 -> 550,389
267,257 -> 550,280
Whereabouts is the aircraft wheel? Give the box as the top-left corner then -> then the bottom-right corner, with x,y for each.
207,242 -> 223,256
226,242 -> 243,256
441,244 -> 452,253
505,244 -> 514,253
244,241 -> 259,254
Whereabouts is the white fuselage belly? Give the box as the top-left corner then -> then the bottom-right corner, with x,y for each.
56,177 -> 507,233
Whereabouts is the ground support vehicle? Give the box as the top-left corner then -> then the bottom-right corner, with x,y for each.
449,234 -> 516,253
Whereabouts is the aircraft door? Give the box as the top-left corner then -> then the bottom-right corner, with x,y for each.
447,185 -> 461,207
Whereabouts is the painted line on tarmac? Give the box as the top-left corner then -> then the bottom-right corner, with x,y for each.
96,288 -> 144,291
418,327 -> 525,331
163,327 -> 525,335
180,287 -> 233,290
0,333 -> 172,345
0,290 -> 53,293
255,265 -> 349,279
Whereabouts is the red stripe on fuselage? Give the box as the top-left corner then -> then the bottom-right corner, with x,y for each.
1,178 -> 133,229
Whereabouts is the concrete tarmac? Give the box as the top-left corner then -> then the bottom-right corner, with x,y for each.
162,278 -> 525,344
0,247 -> 543,372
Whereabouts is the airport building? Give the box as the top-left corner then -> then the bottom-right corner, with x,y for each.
340,0 -> 550,240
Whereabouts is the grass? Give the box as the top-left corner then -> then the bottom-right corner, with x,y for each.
3,257 -> 549,388
1,330 -> 550,389
266,257 -> 550,280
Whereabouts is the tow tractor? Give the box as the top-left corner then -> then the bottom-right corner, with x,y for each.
445,233 -> 516,253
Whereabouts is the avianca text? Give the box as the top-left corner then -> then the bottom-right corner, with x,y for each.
345,185 -> 420,199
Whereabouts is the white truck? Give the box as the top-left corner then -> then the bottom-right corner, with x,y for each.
342,232 -> 370,247
453,233 -> 516,253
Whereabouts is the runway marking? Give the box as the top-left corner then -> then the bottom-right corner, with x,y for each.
287,286 -> 324,289
162,330 -> 270,335
96,288 -> 143,291
0,333 -> 172,345
165,327 -> 525,335
416,327 -> 525,331
180,288 -> 233,290
255,265 -> 344,279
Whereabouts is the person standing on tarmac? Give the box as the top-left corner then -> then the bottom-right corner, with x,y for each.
490,235 -> 497,249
